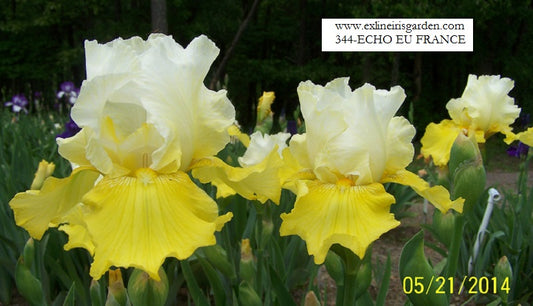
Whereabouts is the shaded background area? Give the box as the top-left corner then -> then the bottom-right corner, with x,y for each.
1,0 -> 532,134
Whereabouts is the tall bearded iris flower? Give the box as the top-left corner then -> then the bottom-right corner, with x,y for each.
9,34 -> 244,280
421,75 -> 519,166
275,78 -> 463,264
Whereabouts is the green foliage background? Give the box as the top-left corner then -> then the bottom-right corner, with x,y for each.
1,0 -> 532,134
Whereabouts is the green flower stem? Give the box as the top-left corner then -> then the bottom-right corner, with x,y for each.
34,238 -> 50,301
334,246 -> 362,306
336,283 -> 344,305
254,203 -> 264,298
342,269 -> 358,306
445,214 -> 464,280
517,153 -> 532,194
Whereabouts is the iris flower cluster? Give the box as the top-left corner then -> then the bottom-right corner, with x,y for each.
10,34 -> 470,279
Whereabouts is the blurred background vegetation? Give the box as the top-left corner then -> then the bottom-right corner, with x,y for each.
1,0 -> 532,134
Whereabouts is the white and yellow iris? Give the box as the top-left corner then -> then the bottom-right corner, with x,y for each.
191,131 -> 289,204
9,34 -> 264,280
421,75 -> 520,166
275,78 -> 463,264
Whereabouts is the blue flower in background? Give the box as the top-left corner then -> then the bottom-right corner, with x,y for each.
507,113 -> 530,158
4,94 -> 29,114
57,117 -> 81,139
57,81 -> 79,105
507,141 -> 529,158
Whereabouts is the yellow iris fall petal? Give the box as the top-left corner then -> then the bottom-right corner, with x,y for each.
191,131 -> 292,204
518,128 -> 533,146
60,204 -> 95,253
191,152 -> 285,204
505,127 -> 533,147
10,167 -> 100,239
280,181 -> 399,264
381,169 -> 464,213
66,169 -> 231,280
420,120 -> 463,167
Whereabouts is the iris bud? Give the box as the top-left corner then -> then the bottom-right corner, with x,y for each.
324,250 -> 344,285
15,239 -> 46,306
239,239 -> 256,284
432,210 -> 456,248
203,245 -> 236,279
354,251 -> 372,299
260,220 -> 274,249
90,279 -> 105,306
238,281 -> 262,306
449,132 -> 486,214
127,268 -> 168,306
106,269 -> 130,306
30,160 -> 55,190
256,92 -> 275,127
494,256 -> 512,303
399,231 -> 448,306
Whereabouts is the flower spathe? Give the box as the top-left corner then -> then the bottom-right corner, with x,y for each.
421,75 -> 519,166
9,34 -> 244,280
278,78 -> 463,264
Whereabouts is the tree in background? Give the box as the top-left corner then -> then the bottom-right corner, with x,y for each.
0,0 -> 531,134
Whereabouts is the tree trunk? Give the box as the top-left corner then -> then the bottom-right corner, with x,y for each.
209,0 -> 261,89
151,0 -> 168,34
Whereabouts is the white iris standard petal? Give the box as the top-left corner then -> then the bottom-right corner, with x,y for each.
296,78 -> 408,185
238,132 -> 290,167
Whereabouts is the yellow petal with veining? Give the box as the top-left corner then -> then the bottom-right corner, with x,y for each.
420,120 -> 463,167
381,169 -> 464,213
79,169 -> 231,280
279,180 -> 399,264
10,167 -> 100,239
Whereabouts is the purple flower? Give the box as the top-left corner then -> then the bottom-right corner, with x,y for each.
506,113 -> 531,158
57,81 -> 79,105
507,141 -> 529,158
57,117 -> 81,138
4,94 -> 29,114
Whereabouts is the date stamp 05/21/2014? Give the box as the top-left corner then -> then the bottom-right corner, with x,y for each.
402,276 -> 510,295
